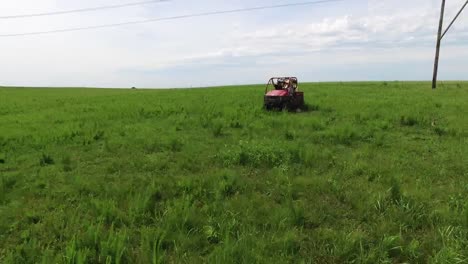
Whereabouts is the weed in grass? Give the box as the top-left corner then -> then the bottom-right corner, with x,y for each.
65,236 -> 89,264
144,188 -> 164,216
93,130 -> 105,141
307,103 -> 320,111
373,133 -> 386,147
211,121 -> 224,137
62,156 -> 73,172
374,195 -> 387,214
284,131 -> 295,141
430,226 -> 467,263
139,229 -> 166,264
288,200 -> 306,228
229,120 -> 243,129
39,154 -> 54,166
217,171 -> 240,199
219,141 -> 298,167
144,140 -> 164,154
400,115 -> 418,127
434,126 -> 447,136
448,194 -> 466,212
277,230 -> 301,255
169,138 -> 183,152
0,176 -> 11,204
0,136 -> 7,147
92,199 -> 125,226
203,225 -> 220,244
1,175 -> 16,190
390,177 -> 402,203
465,205 -> 468,227
381,234 -> 403,259
99,227 -> 128,264
326,125 -> 361,145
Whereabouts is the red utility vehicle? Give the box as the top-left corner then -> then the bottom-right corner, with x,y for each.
264,77 -> 304,110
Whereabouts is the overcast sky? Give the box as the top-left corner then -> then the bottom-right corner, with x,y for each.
0,0 -> 467,88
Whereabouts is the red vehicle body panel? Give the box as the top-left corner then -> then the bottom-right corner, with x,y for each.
266,90 -> 289,97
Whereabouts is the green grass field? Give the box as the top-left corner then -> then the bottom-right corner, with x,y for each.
0,82 -> 467,263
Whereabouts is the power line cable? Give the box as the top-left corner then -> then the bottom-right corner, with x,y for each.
0,0 -> 343,37
0,0 -> 171,19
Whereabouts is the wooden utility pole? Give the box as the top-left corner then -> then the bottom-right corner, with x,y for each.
432,0 -> 468,89
432,0 -> 445,89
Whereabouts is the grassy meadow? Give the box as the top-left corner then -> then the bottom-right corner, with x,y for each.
0,82 -> 467,263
